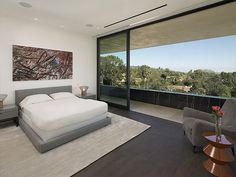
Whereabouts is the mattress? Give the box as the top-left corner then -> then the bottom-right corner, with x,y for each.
20,97 -> 108,141
20,111 -> 107,142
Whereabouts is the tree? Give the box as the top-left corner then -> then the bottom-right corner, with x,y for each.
231,87 -> 236,98
204,76 -> 231,97
122,60 -> 236,98
183,79 -> 192,86
138,65 -> 151,89
100,55 -> 126,87
190,81 -> 205,95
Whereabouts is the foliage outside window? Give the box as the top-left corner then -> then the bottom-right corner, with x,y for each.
130,66 -> 236,98
100,57 -> 236,98
100,55 -> 126,87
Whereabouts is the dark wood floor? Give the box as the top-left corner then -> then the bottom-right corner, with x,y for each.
73,107 -> 236,177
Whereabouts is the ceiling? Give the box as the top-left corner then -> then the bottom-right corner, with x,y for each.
0,0 -> 224,36
100,1 -> 236,54
130,1 -> 236,50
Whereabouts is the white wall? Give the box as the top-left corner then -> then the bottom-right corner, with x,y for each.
0,16 -> 96,104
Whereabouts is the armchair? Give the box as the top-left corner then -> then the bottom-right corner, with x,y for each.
183,99 -> 236,153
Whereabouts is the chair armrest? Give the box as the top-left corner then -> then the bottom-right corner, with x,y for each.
193,119 -> 215,133
192,119 -> 215,146
183,107 -> 214,123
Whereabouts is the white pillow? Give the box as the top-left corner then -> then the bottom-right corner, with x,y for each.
19,94 -> 53,108
50,92 -> 75,100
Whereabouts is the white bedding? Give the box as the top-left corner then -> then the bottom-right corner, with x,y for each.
21,97 -> 108,132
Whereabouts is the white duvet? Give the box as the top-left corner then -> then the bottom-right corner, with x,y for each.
22,97 -> 108,131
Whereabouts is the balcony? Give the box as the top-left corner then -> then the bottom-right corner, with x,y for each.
99,85 -> 226,123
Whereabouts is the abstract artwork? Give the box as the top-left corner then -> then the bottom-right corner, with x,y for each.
13,45 -> 73,81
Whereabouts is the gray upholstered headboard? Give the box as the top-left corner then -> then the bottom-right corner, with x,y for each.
15,85 -> 72,106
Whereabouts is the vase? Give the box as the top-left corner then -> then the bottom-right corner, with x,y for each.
215,117 -> 222,140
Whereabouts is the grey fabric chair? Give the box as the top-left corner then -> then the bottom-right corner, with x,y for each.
183,99 -> 236,153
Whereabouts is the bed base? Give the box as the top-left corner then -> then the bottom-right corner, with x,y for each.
19,116 -> 111,153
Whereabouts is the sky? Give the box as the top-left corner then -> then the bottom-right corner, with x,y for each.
102,35 -> 236,73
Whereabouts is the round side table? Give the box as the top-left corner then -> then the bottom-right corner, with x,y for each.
202,131 -> 235,177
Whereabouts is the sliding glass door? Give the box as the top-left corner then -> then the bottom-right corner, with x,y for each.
97,32 -> 130,109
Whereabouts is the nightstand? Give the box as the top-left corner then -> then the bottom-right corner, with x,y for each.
76,93 -> 97,100
0,104 -> 18,126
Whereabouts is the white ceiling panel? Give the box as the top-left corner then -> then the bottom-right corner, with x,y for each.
0,0 -> 225,36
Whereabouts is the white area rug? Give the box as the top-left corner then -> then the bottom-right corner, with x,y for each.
0,113 -> 150,177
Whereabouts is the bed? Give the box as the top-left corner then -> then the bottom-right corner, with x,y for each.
15,86 -> 111,153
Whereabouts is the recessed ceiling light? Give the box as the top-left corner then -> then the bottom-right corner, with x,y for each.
19,2 -> 32,8
86,24 -> 93,28
33,17 -> 38,21
59,25 -> 65,28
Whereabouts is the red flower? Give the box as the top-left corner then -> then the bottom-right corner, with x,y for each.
212,106 -> 221,111
218,110 -> 224,117
212,105 -> 224,119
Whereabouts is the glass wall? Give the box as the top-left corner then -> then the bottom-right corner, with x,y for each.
130,35 -> 236,98
130,2 -> 236,98
98,32 -> 129,108
97,2 -> 236,110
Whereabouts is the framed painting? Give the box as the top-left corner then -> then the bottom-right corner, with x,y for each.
13,45 -> 73,81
